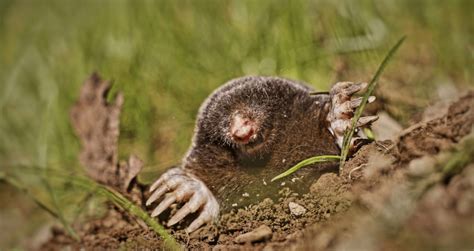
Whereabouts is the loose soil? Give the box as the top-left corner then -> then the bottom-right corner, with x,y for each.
42,90 -> 474,251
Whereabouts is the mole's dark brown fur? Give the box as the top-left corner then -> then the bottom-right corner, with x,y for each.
183,76 -> 339,210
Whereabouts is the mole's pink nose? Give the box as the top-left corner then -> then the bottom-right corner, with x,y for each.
230,115 -> 256,143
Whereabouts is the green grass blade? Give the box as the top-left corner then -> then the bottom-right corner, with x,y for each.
41,176 -> 80,241
339,36 -> 406,172
0,172 -> 60,220
271,155 -> 341,182
92,185 -> 181,250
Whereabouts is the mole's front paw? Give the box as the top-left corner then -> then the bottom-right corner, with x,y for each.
146,168 -> 219,233
327,81 -> 378,149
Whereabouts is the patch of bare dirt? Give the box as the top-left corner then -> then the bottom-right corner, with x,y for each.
42,207 -> 164,250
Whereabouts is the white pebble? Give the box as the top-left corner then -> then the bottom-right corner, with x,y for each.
289,202 -> 306,216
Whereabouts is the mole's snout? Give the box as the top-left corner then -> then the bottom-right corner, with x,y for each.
230,114 -> 257,144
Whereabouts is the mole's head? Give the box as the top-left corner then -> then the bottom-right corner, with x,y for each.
224,107 -> 274,155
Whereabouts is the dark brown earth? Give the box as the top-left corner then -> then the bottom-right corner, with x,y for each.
41,75 -> 474,250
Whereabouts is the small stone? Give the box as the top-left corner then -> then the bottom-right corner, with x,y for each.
407,156 -> 436,177
371,111 -> 403,140
289,202 -> 306,216
242,192 -> 249,197
232,203 -> 238,207
234,225 -> 273,243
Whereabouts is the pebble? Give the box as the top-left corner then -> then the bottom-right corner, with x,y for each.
289,202 -> 306,216
407,156 -> 436,177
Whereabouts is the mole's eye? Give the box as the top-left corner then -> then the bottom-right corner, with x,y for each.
230,113 -> 257,144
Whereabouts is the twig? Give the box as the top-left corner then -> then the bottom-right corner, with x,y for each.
348,164 -> 367,180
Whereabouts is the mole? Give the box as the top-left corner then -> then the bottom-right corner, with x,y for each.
146,76 -> 377,232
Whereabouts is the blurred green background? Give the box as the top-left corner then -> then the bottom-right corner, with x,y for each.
0,0 -> 472,249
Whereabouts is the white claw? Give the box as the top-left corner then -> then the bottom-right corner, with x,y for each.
151,194 -> 177,217
186,213 -> 209,233
330,82 -> 367,96
357,115 -> 379,127
147,167 -> 220,232
349,97 -> 363,108
327,81 -> 377,149
167,193 -> 204,226
149,168 -> 184,192
368,96 -> 376,103
149,176 -> 164,192
146,185 -> 169,206
186,196 -> 219,233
